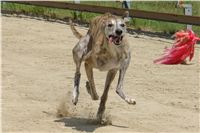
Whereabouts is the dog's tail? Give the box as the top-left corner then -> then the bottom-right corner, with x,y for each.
69,19 -> 83,39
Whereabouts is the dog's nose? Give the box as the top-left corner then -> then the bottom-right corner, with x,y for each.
115,29 -> 122,35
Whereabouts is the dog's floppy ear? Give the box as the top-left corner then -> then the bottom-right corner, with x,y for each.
122,11 -> 130,23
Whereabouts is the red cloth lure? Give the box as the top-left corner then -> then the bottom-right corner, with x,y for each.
154,30 -> 200,65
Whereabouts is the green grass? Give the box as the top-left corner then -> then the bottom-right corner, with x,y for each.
1,1 -> 200,35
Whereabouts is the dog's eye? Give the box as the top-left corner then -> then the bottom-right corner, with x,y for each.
120,24 -> 125,27
108,24 -> 113,27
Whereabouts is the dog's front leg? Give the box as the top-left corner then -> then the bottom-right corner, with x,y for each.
97,69 -> 117,122
116,55 -> 136,105
72,35 -> 90,105
84,62 -> 99,100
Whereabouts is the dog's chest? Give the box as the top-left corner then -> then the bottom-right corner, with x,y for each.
93,47 -> 126,71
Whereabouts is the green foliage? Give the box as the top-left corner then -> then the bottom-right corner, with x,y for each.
1,1 -> 200,35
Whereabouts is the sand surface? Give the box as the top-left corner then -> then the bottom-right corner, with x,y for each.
2,15 -> 200,133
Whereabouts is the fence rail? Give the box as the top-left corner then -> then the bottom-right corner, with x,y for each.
4,1 -> 200,26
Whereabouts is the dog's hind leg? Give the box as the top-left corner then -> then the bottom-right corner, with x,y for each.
97,69 -> 117,121
116,54 -> 136,105
84,62 -> 99,100
72,62 -> 81,105
72,47 -> 82,105
72,35 -> 90,105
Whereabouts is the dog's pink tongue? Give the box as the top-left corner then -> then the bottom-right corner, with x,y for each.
109,37 -> 113,44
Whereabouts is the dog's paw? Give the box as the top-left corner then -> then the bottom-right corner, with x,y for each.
92,95 -> 99,100
96,113 -> 112,125
72,98 -> 78,105
72,96 -> 78,105
72,90 -> 79,105
125,97 -> 136,105
85,81 -> 99,100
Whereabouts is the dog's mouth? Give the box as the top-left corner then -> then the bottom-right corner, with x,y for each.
108,35 -> 123,45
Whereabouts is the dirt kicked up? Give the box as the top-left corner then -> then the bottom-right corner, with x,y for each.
2,15 -> 199,133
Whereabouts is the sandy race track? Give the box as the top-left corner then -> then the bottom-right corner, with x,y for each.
2,15 -> 200,133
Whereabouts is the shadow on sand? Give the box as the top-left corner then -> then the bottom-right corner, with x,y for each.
55,117 -> 128,132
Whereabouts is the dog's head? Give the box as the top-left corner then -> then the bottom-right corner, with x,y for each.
103,16 -> 127,46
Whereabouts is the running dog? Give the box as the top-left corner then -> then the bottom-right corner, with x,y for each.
70,13 -> 136,121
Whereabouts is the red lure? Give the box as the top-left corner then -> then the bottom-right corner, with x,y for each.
154,30 -> 200,65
